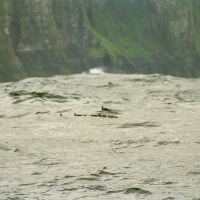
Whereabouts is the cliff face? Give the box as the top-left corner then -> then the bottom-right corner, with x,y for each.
0,0 -> 200,81
88,0 -> 199,76
0,0 -> 23,81
9,0 -> 92,78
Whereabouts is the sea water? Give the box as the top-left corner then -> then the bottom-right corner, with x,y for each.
0,73 -> 200,200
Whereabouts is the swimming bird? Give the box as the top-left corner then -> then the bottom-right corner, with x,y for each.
98,113 -> 107,117
91,114 -> 99,117
74,113 -> 84,116
101,106 -> 110,112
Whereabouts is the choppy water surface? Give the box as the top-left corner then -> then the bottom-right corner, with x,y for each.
0,73 -> 200,200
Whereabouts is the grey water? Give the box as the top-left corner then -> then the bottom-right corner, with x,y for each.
0,72 -> 200,200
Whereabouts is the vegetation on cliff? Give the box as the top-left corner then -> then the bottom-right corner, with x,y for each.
87,0 -> 200,76
89,1 -> 157,60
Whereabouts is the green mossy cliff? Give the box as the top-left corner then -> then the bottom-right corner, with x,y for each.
0,0 -> 200,81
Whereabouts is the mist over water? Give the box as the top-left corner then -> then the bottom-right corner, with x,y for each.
0,73 -> 200,200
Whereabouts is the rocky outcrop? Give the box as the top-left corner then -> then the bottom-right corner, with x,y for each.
9,0 -> 92,78
0,0 -> 200,81
87,0 -> 199,77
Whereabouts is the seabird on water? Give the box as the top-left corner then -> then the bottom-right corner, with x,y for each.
74,113 -> 86,116
101,106 -> 110,112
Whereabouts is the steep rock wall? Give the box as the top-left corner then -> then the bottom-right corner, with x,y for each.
9,0 -> 92,78
88,0 -> 199,76
0,0 -> 23,81
0,0 -> 200,81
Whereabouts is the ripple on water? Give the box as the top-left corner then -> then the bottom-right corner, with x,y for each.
124,187 -> 152,195
155,138 -> 180,146
110,138 -> 151,151
187,171 -> 200,175
1,74 -> 200,200
9,90 -> 69,104
77,177 -> 99,181
0,144 -> 19,152
119,121 -> 160,128
96,82 -> 120,88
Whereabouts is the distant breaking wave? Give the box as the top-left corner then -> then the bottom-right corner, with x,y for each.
89,68 -> 105,74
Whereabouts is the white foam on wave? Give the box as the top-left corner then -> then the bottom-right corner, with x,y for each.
89,68 -> 105,74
